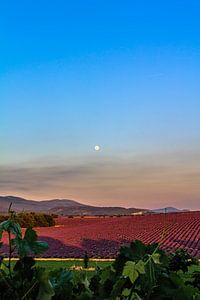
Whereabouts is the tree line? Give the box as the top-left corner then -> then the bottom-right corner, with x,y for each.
0,212 -> 55,227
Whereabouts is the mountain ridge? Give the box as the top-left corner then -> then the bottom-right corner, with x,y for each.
0,196 -> 191,216
0,196 -> 147,216
152,207 -> 190,213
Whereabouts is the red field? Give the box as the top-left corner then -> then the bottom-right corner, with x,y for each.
1,212 -> 200,258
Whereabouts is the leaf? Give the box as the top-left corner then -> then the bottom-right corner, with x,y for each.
135,261 -> 145,274
13,238 -> 30,257
80,273 -> 90,290
12,227 -> 48,257
122,288 -> 131,296
36,269 -> 55,300
123,261 -> 139,284
151,253 -> 160,264
24,228 -> 48,254
49,268 -> 73,298
130,292 -> 142,300
100,266 -> 115,284
0,220 -> 22,237
111,277 -> 127,298
24,227 -> 37,243
31,241 -> 49,254
0,220 -> 11,231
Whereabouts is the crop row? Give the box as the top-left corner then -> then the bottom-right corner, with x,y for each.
1,212 -> 200,258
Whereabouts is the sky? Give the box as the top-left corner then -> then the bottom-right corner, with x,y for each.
1,1 -> 200,209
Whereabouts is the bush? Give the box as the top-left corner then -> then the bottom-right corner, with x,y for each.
168,249 -> 198,273
0,212 -> 55,227
0,209 -> 52,299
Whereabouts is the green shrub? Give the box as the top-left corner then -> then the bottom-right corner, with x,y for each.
168,249 -> 198,273
0,212 -> 55,228
0,207 -> 53,300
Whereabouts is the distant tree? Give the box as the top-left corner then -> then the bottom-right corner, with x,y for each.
0,212 -> 55,227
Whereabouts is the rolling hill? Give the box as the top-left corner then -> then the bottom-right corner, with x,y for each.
152,207 -> 190,213
0,196 -> 147,216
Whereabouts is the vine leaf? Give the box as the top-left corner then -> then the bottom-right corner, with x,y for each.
123,261 -> 139,284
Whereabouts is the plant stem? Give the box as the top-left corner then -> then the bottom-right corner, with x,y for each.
8,230 -> 12,278
21,280 -> 38,300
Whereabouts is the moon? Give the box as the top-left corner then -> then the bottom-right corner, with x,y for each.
94,145 -> 101,151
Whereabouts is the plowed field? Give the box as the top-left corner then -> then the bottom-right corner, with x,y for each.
1,212 -> 200,258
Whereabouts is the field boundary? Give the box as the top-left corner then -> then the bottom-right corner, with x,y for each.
3,258 -> 115,261
3,257 -> 200,262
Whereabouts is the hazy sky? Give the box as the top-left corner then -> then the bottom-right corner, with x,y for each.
1,1 -> 200,209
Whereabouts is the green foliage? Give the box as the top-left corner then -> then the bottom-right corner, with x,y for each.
113,240 -> 168,275
188,271 -> 200,291
0,212 -> 55,228
168,249 -> 198,273
49,268 -> 73,299
0,206 -> 51,299
36,268 -> 55,300
123,261 -> 145,283
13,226 -> 49,257
87,240 -> 200,299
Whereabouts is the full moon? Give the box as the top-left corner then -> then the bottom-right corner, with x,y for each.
94,145 -> 101,151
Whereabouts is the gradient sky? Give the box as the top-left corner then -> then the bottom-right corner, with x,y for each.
1,1 -> 200,209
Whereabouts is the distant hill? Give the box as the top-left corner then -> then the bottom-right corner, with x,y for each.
0,196 -> 147,216
152,207 -> 190,214
48,205 -> 146,216
0,196 -> 86,214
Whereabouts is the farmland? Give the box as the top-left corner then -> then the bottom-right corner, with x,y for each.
1,211 -> 200,258
1,211 -> 200,299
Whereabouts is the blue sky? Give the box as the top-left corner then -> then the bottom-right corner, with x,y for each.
1,1 -> 200,209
